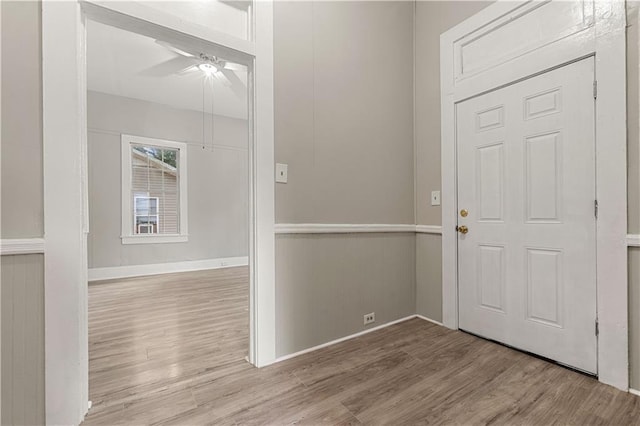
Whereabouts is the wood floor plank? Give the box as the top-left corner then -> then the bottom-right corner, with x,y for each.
119,388 -> 198,425
83,268 -> 640,425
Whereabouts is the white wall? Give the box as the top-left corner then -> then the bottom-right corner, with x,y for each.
88,91 -> 249,269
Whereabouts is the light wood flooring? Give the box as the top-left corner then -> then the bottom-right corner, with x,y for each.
84,267 -> 640,425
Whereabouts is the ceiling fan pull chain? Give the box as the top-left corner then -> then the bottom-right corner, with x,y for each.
202,77 -> 206,150
211,77 -> 215,152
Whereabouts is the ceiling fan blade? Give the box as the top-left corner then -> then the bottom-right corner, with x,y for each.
140,56 -> 197,77
177,65 -> 199,75
223,62 -> 246,72
220,68 -> 247,99
155,39 -> 196,58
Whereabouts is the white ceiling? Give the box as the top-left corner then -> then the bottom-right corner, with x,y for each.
87,20 -> 248,120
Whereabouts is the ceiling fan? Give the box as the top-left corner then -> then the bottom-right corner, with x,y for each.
144,39 -> 246,98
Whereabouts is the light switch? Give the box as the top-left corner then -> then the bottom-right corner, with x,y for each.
431,191 -> 441,206
275,163 -> 288,183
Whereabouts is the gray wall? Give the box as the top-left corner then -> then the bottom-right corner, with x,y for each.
1,2 -> 46,424
416,234 -> 442,320
273,0 -> 416,356
276,233 -> 415,356
631,248 -> 640,390
88,91 -> 249,268
414,1 -> 491,227
630,3 -> 640,235
413,1 -> 491,323
1,0 -> 43,238
1,255 -> 45,425
274,1 -> 414,225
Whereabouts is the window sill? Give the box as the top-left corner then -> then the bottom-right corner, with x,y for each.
121,235 -> 189,245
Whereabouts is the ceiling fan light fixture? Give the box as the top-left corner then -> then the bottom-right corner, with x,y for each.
198,63 -> 217,76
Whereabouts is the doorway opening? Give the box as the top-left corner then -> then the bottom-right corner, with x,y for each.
42,1 -> 276,422
84,17 -> 253,417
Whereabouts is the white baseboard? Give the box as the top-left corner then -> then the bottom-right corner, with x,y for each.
415,314 -> 444,326
266,314 -> 439,366
88,256 -> 248,281
630,388 -> 640,397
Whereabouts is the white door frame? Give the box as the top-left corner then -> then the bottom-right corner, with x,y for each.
42,1 -> 275,424
441,0 -> 628,390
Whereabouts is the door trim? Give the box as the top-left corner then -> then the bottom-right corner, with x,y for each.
440,1 -> 628,390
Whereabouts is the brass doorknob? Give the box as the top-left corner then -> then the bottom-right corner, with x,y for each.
456,225 -> 469,234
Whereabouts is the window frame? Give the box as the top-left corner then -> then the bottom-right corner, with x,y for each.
121,134 -> 189,244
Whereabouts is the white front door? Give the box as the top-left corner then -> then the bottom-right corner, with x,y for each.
456,58 -> 597,374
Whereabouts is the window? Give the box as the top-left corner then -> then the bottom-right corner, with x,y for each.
134,196 -> 159,234
121,135 -> 188,244
131,145 -> 177,235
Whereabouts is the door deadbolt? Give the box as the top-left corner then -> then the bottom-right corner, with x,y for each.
460,209 -> 468,217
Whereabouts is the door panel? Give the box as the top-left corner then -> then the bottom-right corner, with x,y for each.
456,58 -> 597,373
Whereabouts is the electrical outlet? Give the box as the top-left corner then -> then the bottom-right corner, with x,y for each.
364,312 -> 375,325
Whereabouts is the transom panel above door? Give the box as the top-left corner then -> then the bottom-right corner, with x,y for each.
456,58 -> 597,374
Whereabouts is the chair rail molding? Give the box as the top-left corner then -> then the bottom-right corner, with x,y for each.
0,238 -> 45,255
415,225 -> 443,235
275,224 -> 416,234
628,234 -> 640,247
274,224 -> 443,235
